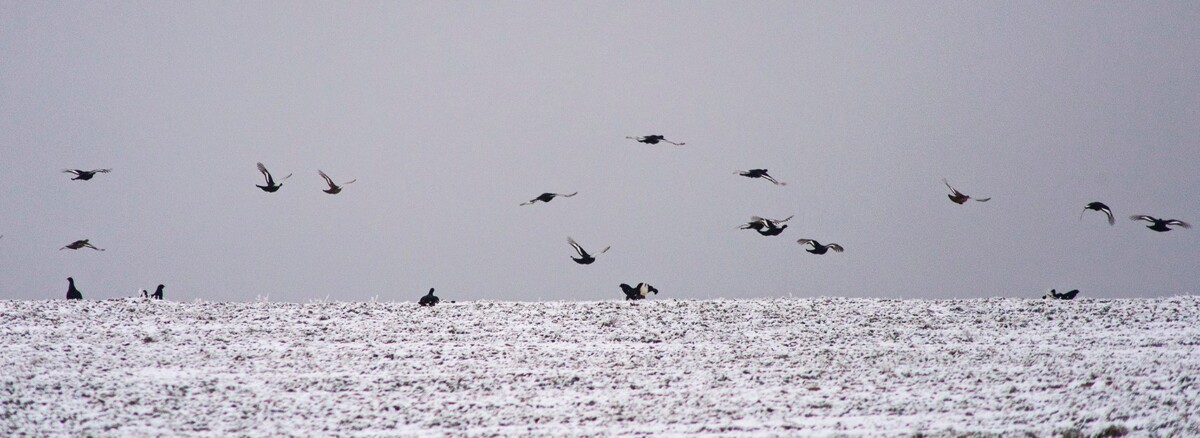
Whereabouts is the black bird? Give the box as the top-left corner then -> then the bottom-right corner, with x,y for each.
943,179 -> 990,204
1130,215 -> 1190,232
626,135 -> 685,146
734,169 -> 786,186
66,277 -> 82,300
568,237 -> 610,265
256,162 -> 292,193
1081,202 -> 1115,225
796,239 -> 844,255
419,288 -> 440,306
319,170 -> 356,194
63,168 -> 111,181
739,216 -> 793,236
1043,289 -> 1080,300
520,192 -> 578,206
152,284 -> 164,300
60,239 -> 104,251
140,289 -> 148,299
619,283 -> 659,301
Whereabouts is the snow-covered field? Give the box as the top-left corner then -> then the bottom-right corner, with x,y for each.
1,297 -> 1197,436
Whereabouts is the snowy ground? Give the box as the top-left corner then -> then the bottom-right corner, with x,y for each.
1,297 -> 1197,436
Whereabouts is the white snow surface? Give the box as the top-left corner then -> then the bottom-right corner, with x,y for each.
1,297 -> 1198,436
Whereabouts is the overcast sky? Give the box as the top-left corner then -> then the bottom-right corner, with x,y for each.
1,2 -> 1197,302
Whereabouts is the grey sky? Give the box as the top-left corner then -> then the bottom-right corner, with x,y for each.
1,2 -> 1197,302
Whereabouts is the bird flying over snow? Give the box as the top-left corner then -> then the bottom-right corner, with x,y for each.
738,215 -> 793,236
943,178 -> 990,204
520,192 -> 578,206
60,239 -> 104,251
568,237 -> 610,265
734,169 -> 786,186
256,162 -> 292,193
1130,215 -> 1190,232
319,170 -> 356,194
796,239 -> 844,255
1081,202 -> 1115,225
63,168 -> 111,181
626,135 -> 685,146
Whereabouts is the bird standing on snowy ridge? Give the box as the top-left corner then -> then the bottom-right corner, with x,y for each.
1081,202 -> 1115,225
319,170 -> 356,194
626,135 -> 685,146
419,288 -> 440,306
1043,289 -> 1079,300
66,277 -> 83,300
152,284 -> 165,300
255,162 -> 292,193
568,237 -> 610,265
620,283 -> 659,301
1130,215 -> 1190,232
943,178 -> 990,204
63,168 -> 111,181
734,169 -> 786,186
796,239 -> 844,255
520,192 -> 577,206
60,239 -> 104,251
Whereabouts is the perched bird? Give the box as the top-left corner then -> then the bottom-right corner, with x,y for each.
419,288 -> 440,306
619,283 -> 659,301
734,169 -> 786,186
739,216 -> 793,236
626,135 -> 685,146
140,289 -> 148,299
943,179 -> 990,204
520,192 -> 578,206
63,168 -> 111,181
60,239 -> 104,251
152,284 -> 164,300
255,162 -> 292,193
568,237 -> 610,265
318,170 -> 356,194
796,239 -> 844,255
1130,215 -> 1190,232
1081,202 -> 1115,225
1043,289 -> 1080,300
66,277 -> 83,300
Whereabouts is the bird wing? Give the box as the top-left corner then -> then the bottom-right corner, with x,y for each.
796,239 -> 815,248
597,246 -> 611,255
1165,220 -> 1191,228
567,237 -> 587,257
827,243 -> 845,253
319,170 -> 335,187
559,192 -> 578,198
761,173 -> 786,185
1102,208 -> 1115,225
1130,215 -> 1155,223
257,162 -> 274,184
62,169 -> 80,175
775,215 -> 795,224
942,179 -> 963,196
342,179 -> 357,186
93,169 -> 112,173
974,197 -> 991,202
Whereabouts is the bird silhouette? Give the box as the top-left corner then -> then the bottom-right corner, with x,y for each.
796,239 -> 844,255
739,216 -> 793,236
943,179 -> 990,204
256,162 -> 292,192
419,288 -> 440,306
60,239 -> 104,251
619,283 -> 659,301
1043,289 -> 1080,300
152,284 -> 164,300
568,237 -> 610,265
1130,215 -> 1190,232
66,277 -> 83,300
1080,202 -> 1114,225
319,170 -> 356,194
520,192 -> 578,206
626,135 -> 685,146
734,169 -> 786,186
63,168 -> 111,181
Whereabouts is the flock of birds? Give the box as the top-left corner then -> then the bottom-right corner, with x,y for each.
32,138 -> 1196,303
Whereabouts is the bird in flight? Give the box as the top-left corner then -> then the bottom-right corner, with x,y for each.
255,162 -> 292,193
943,179 -> 990,204
568,237 -> 610,265
626,135 -> 685,146
738,215 -> 793,236
734,169 -> 786,186
60,239 -> 104,251
63,168 -> 111,181
520,192 -> 578,206
1081,202 -> 1115,225
1130,215 -> 1190,232
319,170 -> 356,194
796,239 -> 844,255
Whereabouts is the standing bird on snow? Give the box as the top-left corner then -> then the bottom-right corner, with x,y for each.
60,239 -> 104,251
626,135 -> 685,146
943,179 -> 990,204
1080,202 -> 1115,225
419,288 -> 440,306
152,284 -> 165,300
734,169 -> 786,186
739,216 -> 793,236
568,237 -> 610,265
520,192 -> 578,206
619,283 -> 659,301
66,277 -> 83,300
796,239 -> 844,255
255,162 -> 292,193
1130,215 -> 1190,232
1043,289 -> 1080,300
63,168 -> 111,181
318,170 -> 356,194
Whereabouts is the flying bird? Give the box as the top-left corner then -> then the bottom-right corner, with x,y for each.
620,283 -> 659,301
1080,202 -> 1115,225
568,237 -> 610,265
152,284 -> 165,300
60,239 -> 104,251
626,135 -> 685,146
734,169 -> 786,186
419,288 -> 440,306
255,162 -> 292,192
63,168 -> 111,181
66,277 -> 83,300
943,179 -> 990,204
520,192 -> 578,206
796,239 -> 844,255
1043,289 -> 1080,300
739,216 -> 793,236
1130,215 -> 1190,232
319,170 -> 356,194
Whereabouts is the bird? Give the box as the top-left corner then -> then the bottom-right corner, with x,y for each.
619,283 -> 659,301
1043,289 -> 1080,300
626,135 -> 685,146
255,162 -> 292,193
66,277 -> 83,300
943,179 -> 990,204
63,168 -> 111,181
520,192 -> 578,206
152,284 -> 164,300
140,289 -> 148,299
60,239 -> 104,251
734,169 -> 787,186
568,237 -> 610,265
318,170 -> 356,194
796,239 -> 844,255
419,288 -> 440,306
738,216 -> 793,236
1081,202 -> 1115,225
1130,215 -> 1190,232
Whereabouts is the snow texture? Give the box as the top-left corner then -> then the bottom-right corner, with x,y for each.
1,297 -> 1198,436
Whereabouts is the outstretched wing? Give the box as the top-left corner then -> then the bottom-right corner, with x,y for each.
597,245 -> 611,255
1165,219 -> 1191,229
974,197 -> 991,202
826,243 -> 845,253
318,170 -> 335,188
942,178 -> 963,197
567,237 -> 587,257
1101,207 -> 1115,225
796,239 -> 815,248
761,173 -> 786,186
342,179 -> 357,186
92,169 -> 112,173
1130,215 -> 1155,223
257,162 -> 274,184
558,192 -> 578,198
